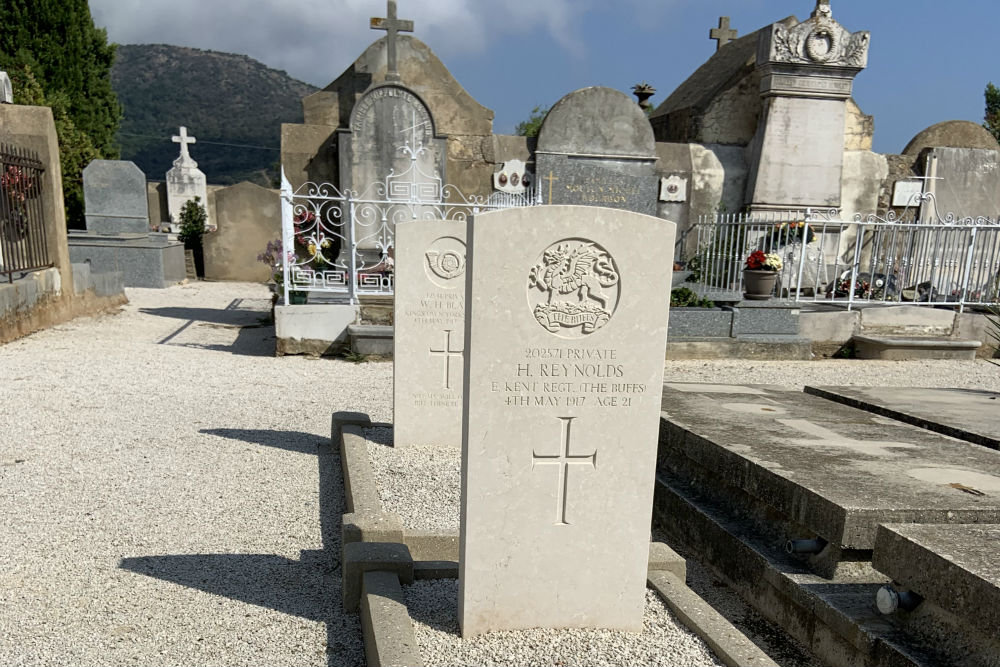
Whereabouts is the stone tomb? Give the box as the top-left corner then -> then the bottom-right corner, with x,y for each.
805,386 -> 1000,451
659,384 -> 1000,566
535,87 -> 658,215
82,160 -> 149,235
393,220 -> 466,448
459,205 -> 675,635
873,523 -> 1000,641
69,160 -> 185,288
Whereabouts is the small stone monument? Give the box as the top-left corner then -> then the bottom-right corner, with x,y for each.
0,71 -> 12,104
393,220 -> 466,448
535,87 -> 658,215
459,205 -> 676,636
68,160 -> 185,288
166,126 -> 210,229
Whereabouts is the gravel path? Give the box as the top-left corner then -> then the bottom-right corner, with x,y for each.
0,282 -> 391,666
3,281 -> 997,666
406,582 -> 722,667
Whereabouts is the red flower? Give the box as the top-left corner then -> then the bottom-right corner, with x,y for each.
745,250 -> 767,270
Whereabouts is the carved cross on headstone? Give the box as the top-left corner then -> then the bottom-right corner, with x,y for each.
532,417 -> 597,526
710,16 -> 738,51
171,126 -> 196,162
429,329 -> 463,389
370,0 -> 414,83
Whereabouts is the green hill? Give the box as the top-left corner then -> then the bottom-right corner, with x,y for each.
112,44 -> 317,186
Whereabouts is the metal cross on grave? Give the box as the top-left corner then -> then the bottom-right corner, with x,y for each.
710,17 -> 738,51
370,0 -> 414,83
532,417 -> 597,526
429,329 -> 462,389
171,126 -> 196,162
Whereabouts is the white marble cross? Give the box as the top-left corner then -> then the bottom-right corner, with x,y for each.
370,0 -> 414,82
172,126 -> 196,161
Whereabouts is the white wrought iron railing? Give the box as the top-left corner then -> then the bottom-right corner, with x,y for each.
278,165 -> 535,305
683,195 -> 1000,312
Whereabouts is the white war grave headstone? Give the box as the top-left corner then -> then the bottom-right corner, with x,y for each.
166,126 -> 211,230
459,205 -> 676,636
393,220 -> 466,448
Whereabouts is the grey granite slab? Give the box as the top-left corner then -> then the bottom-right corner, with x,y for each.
873,523 -> 1000,638
659,383 -> 1000,549
804,386 -> 1000,451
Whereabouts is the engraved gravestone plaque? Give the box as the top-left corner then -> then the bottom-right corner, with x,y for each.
393,220 -> 466,448
459,205 -> 675,635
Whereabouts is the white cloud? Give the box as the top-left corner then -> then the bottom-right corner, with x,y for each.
90,0 -> 629,85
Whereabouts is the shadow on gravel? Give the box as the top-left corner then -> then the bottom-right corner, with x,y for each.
118,437 -> 364,666
200,428 -> 319,455
143,299 -> 276,357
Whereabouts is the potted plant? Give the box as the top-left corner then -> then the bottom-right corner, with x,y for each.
743,250 -> 782,300
177,196 -> 208,278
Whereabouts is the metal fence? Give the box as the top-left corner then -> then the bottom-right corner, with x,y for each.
279,160 -> 536,304
0,144 -> 50,283
684,197 -> 1000,311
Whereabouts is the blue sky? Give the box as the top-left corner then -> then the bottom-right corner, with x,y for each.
90,0 -> 999,154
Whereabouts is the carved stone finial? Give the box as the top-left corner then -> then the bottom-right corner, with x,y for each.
811,0 -> 833,19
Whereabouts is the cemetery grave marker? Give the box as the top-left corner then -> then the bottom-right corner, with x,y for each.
393,220 -> 466,448
459,205 -> 675,636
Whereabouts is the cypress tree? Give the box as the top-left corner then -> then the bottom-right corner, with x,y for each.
0,0 -> 122,227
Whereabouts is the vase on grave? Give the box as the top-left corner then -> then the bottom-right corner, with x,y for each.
743,269 -> 779,300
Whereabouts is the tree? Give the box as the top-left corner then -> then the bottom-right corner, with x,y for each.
515,105 -> 550,138
0,0 -> 122,227
985,82 -> 1000,142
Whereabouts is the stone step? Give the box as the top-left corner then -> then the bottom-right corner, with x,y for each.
347,324 -> 393,356
852,334 -> 981,360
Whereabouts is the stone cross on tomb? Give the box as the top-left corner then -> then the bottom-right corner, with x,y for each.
812,0 -> 833,19
710,16 -> 738,51
532,417 -> 597,526
370,0 -> 414,83
429,329 -> 462,390
171,126 -> 196,163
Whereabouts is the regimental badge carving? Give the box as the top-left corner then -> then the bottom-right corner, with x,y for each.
528,239 -> 620,338
424,236 -> 466,288
493,159 -> 532,195
659,175 -> 688,202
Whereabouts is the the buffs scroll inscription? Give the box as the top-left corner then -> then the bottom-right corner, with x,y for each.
393,220 -> 466,448
459,205 -> 676,636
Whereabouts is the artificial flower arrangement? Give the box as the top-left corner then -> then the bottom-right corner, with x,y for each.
744,250 -> 783,272
772,221 -> 815,246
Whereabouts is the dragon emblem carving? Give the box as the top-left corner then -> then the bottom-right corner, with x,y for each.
528,239 -> 620,336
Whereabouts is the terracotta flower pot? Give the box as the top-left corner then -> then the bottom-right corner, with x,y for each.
743,269 -> 778,300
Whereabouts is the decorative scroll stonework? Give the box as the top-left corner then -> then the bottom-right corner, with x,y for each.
766,15 -> 869,69
528,239 -> 620,337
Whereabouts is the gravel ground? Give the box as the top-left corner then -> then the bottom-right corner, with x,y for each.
0,282 -> 392,666
406,581 -> 722,667
3,281 -> 997,666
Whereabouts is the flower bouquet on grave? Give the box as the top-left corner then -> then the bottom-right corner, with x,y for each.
771,220 -> 815,247
257,238 -> 309,303
0,164 -> 37,242
742,250 -> 783,300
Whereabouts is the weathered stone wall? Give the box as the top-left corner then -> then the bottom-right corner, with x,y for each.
202,182 -> 280,282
